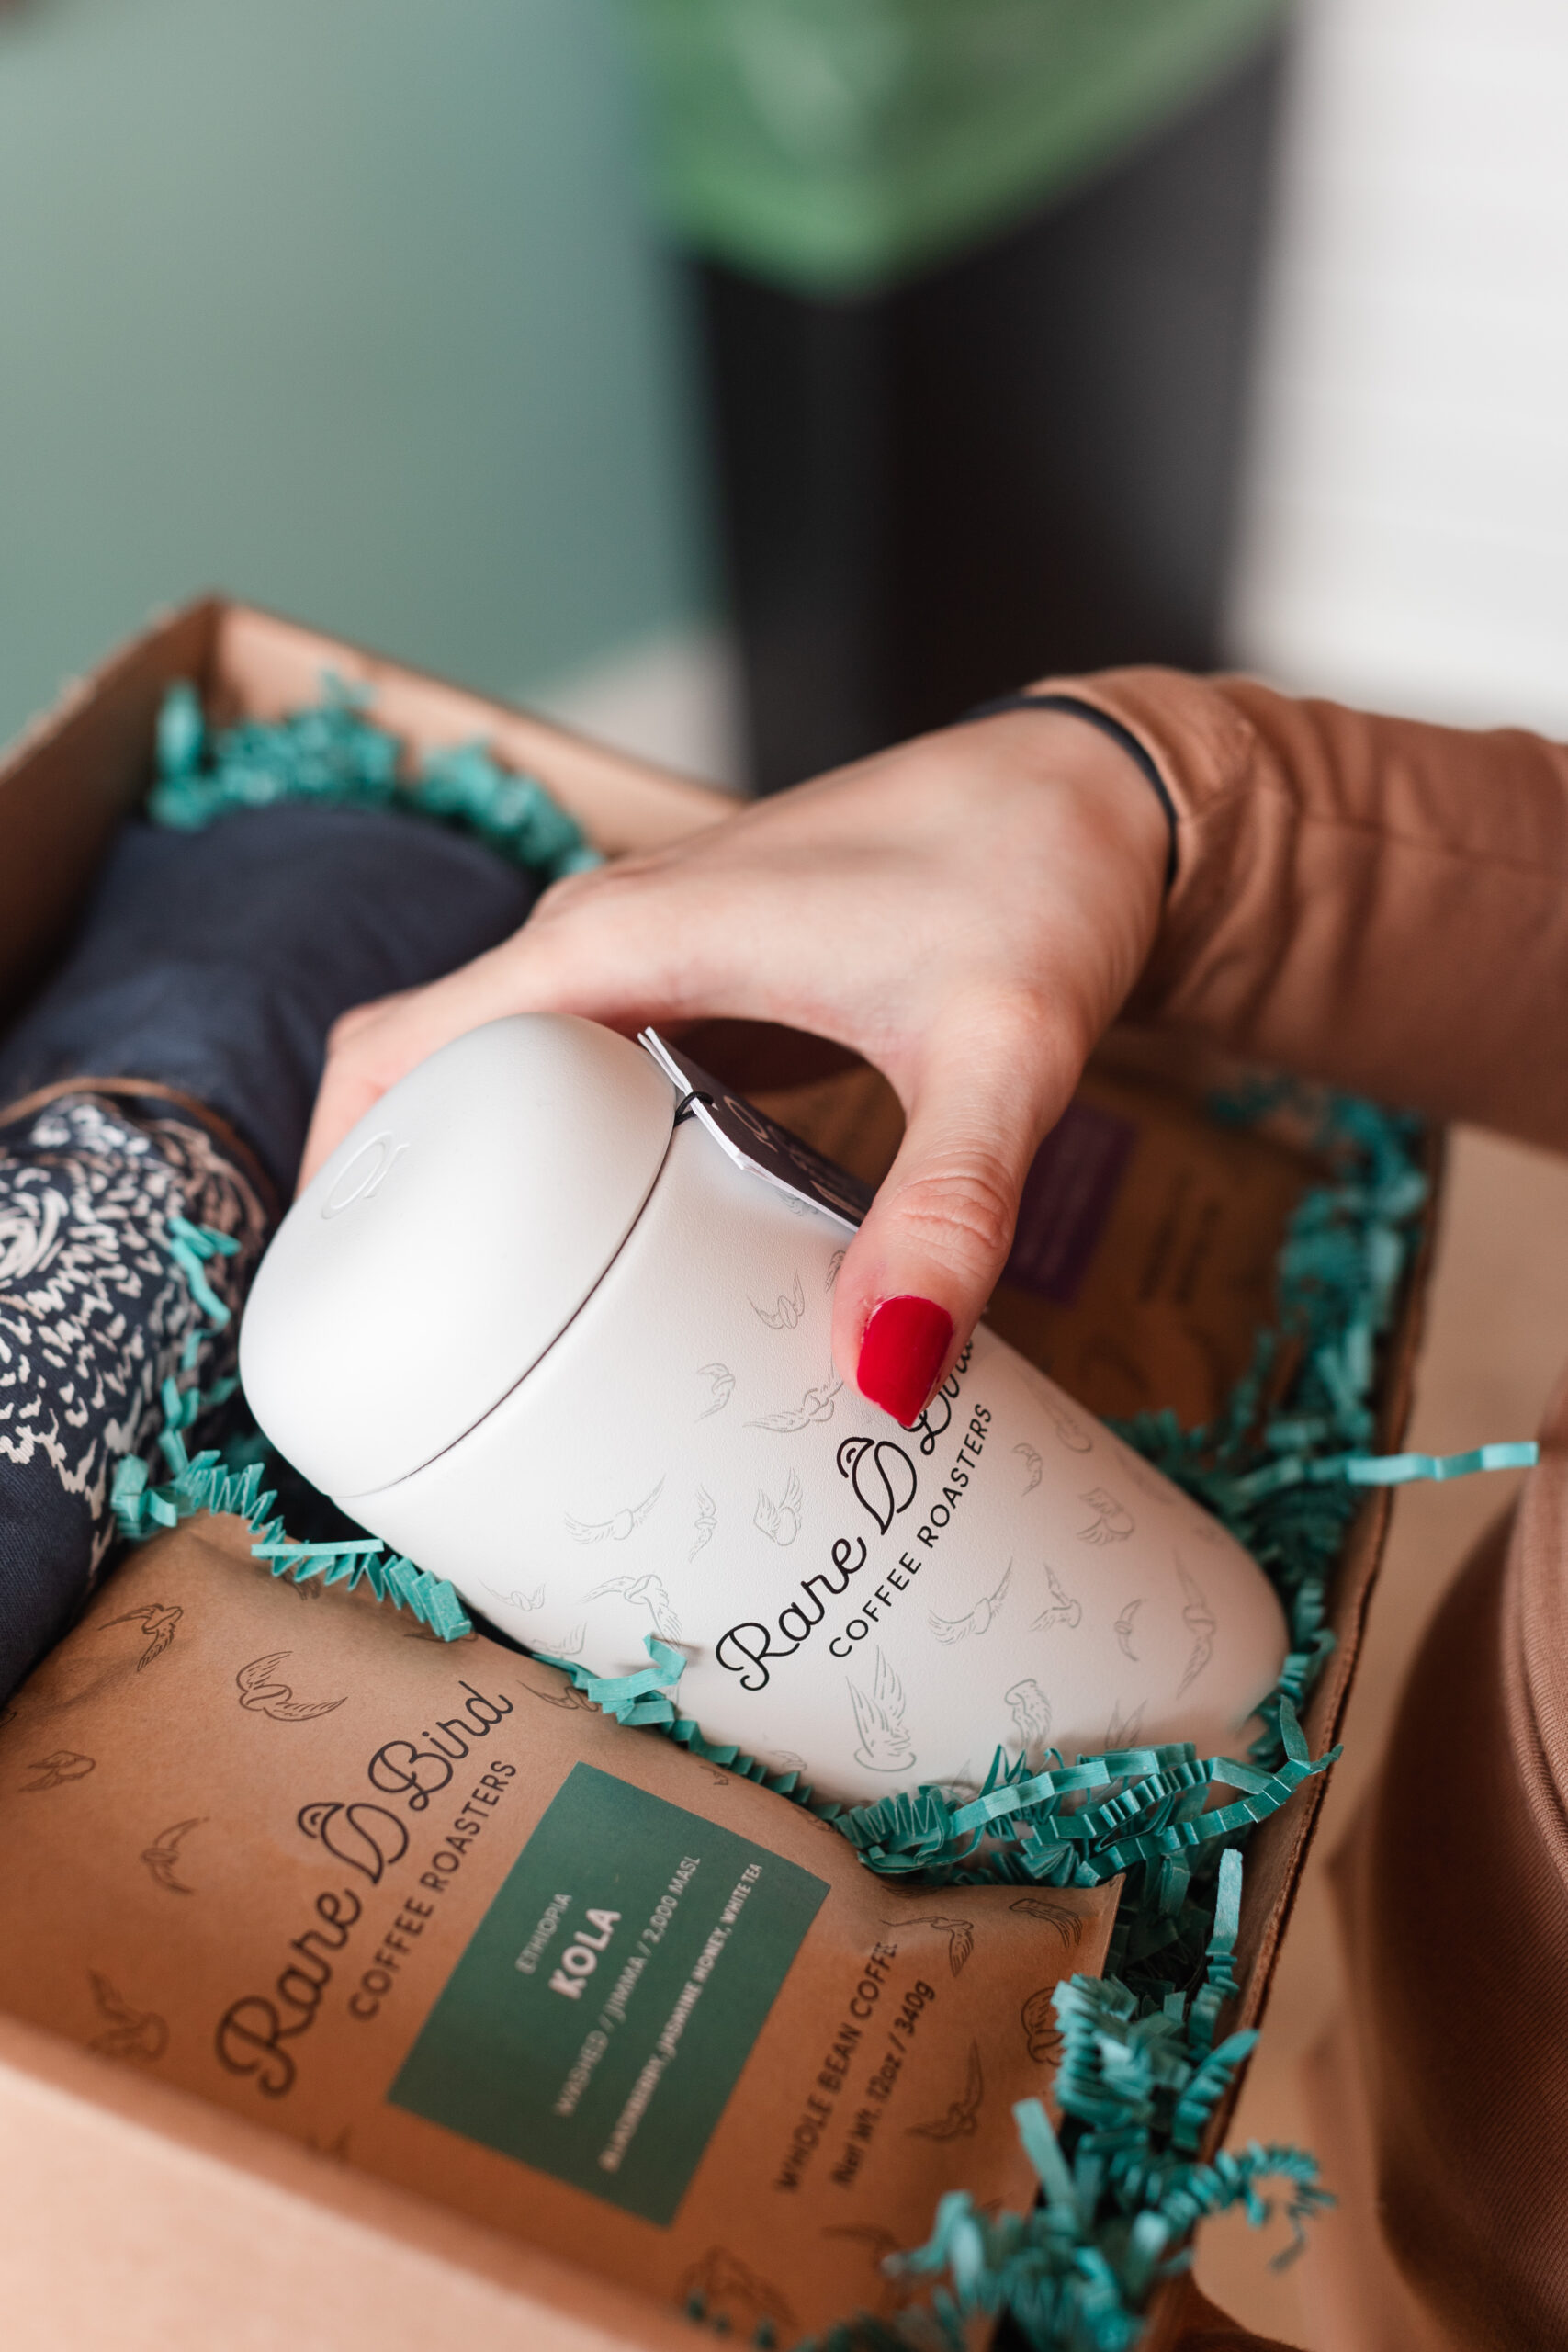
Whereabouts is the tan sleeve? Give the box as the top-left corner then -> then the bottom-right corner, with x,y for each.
1031,667 -> 1568,1149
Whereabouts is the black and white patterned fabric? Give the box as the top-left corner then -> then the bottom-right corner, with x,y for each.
0,1093 -> 265,1699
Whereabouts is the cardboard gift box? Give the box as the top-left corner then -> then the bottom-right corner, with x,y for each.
0,598 -> 1438,2350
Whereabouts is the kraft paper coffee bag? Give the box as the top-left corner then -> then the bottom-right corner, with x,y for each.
0,1519 -> 1117,2340
755,1057 -> 1309,1434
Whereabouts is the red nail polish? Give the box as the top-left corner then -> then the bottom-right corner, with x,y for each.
856,1295 -> 954,1428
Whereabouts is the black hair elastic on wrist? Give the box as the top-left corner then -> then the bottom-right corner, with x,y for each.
966,690 -> 1179,891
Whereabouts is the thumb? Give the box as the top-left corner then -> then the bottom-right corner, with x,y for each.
830,1002 -> 1081,1426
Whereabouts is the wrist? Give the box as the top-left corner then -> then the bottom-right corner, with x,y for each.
966,698 -> 1176,895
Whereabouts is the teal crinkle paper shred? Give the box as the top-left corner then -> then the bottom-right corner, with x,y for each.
540,1635 -> 1337,1905
149,676 -> 601,884
795,1856 -> 1331,2352
113,1216 -> 473,1643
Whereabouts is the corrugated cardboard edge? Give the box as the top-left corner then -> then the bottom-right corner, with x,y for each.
0,594 -> 729,1027
1142,1122 -> 1446,2352
0,2006 -> 700,2352
0,596 -> 1444,2348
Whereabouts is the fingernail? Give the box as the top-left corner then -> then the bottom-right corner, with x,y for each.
856,1295 -> 954,1428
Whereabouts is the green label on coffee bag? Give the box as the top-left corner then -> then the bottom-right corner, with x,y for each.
390,1762 -> 828,2224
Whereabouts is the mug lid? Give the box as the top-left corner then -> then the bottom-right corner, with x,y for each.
239,1014 -> 677,1498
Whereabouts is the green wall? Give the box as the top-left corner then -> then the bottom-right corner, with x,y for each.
0,0 -> 705,748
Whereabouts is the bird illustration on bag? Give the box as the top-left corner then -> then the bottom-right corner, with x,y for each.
234,1652 -> 346,1723
140,1816 -> 205,1894
100,1602 -> 182,1669
882,1914 -> 975,1975
676,2249 -> 797,2341
19,1748 -> 95,1792
1021,1986 -> 1065,2065
1010,1894 -> 1086,1947
908,2042 -> 984,2140
86,1971 -> 167,2064
519,1663 -> 591,1708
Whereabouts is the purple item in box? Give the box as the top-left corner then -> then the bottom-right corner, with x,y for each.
1002,1100 -> 1136,1305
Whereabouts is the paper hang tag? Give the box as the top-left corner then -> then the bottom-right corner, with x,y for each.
638,1030 -> 874,1233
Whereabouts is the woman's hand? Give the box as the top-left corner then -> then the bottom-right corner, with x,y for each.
301,708 -> 1171,1425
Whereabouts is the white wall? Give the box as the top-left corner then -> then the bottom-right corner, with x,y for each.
1230,0 -> 1568,736
531,624 -> 748,791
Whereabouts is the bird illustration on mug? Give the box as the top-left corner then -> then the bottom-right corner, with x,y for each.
1113,1597 -> 1145,1660
581,1572 -> 682,1640
929,1561 -> 1011,1645
1032,1562 -> 1083,1633
1175,1558 -> 1218,1693
690,1487 -> 718,1561
749,1371 -> 843,1433
1077,1488 -> 1134,1545
484,1580 -> 545,1612
566,1478 -> 664,1544
1102,1699 -> 1146,1750
1005,1678 -> 1053,1753
696,1363 -> 736,1419
753,1470 -> 803,1546
751,1272 -> 806,1329
847,1648 -> 914,1774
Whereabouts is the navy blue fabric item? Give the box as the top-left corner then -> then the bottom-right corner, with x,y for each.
0,799 -> 542,1701
0,805 -> 542,1195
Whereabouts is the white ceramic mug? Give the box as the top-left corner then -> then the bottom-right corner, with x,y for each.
240,1016 -> 1287,1804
